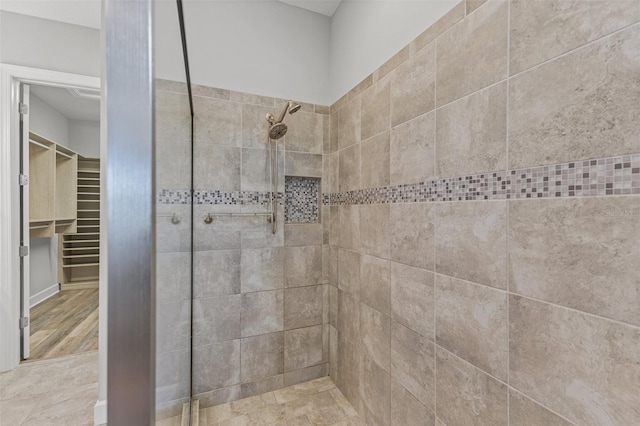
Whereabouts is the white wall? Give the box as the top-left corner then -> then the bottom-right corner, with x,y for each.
330,0 -> 458,102
30,94 -> 69,145
156,0 -> 332,105
69,119 -> 100,158
0,11 -> 100,78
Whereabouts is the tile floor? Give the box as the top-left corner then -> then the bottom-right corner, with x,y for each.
199,377 -> 364,426
0,351 -> 98,426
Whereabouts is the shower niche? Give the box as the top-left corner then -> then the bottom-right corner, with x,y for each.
284,176 -> 321,224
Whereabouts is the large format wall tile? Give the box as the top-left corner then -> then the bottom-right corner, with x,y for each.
338,249 -> 361,299
338,97 -> 361,150
361,77 -> 391,141
391,381 -> 434,426
194,96 -> 242,146
192,295 -> 241,346
359,353 -> 391,426
509,197 -> 640,326
390,111 -> 435,185
284,285 -> 324,330
436,0 -> 508,106
435,201 -> 507,289
436,348 -> 508,426
286,111 -> 324,154
391,321 -> 435,410
241,103 -> 278,149
192,340 -> 241,394
509,26 -> 640,168
509,390 -> 573,426
194,145 -> 241,190
240,247 -> 284,293
284,245 -> 322,288
436,82 -> 507,177
241,290 -> 284,337
360,254 -> 391,316
359,303 -> 391,373
359,204 -> 390,259
338,290 -> 360,344
390,262 -> 435,338
240,332 -> 284,383
285,152 -> 323,178
156,91 -> 191,143
338,205 -> 360,251
510,0 -> 640,75
241,148 -> 284,192
360,132 -> 390,189
284,325 -> 324,372
435,275 -> 507,380
510,295 -> 640,425
391,42 -> 436,127
339,143 -> 361,192
390,203 -> 434,271
193,250 -> 241,298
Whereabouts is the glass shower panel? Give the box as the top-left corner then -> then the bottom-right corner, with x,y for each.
154,0 -> 193,422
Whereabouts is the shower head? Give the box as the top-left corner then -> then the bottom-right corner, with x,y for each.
288,102 -> 301,114
273,100 -> 301,124
269,122 -> 288,140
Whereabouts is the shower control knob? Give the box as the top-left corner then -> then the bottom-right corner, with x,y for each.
203,214 -> 213,224
171,214 -> 181,225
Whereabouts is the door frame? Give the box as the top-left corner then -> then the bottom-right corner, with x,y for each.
0,63 -> 100,372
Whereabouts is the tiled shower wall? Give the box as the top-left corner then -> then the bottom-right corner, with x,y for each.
155,80 -> 332,414
328,1 -> 640,425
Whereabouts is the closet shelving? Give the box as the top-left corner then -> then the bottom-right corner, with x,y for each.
58,157 -> 101,290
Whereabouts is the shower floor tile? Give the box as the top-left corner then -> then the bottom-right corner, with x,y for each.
199,377 -> 364,425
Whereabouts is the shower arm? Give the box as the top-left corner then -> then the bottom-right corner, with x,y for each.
274,101 -> 293,124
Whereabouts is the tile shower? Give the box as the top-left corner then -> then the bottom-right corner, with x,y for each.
154,0 -> 640,424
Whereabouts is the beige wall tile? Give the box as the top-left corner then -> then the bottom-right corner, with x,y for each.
338,248 -> 361,299
330,286 -> 339,327
339,143 -> 361,192
194,96 -> 242,147
410,1 -> 465,56
390,111 -> 435,185
360,132 -> 390,189
330,111 -> 339,154
466,0 -> 489,13
241,247 -> 284,293
241,290 -> 284,337
391,321 -> 436,410
509,197 -> 640,326
241,147 -> 284,192
390,203 -> 435,271
510,295 -> 640,425
192,340 -> 241,394
436,0 -> 508,106
193,295 -> 241,346
391,42 -> 436,127
359,303 -> 391,373
375,46 -> 410,83
436,348 -> 508,426
509,391 -> 573,426
509,26 -> 640,168
359,204 -> 390,259
285,152 -> 323,178
361,78 -> 391,141
435,201 -> 507,289
436,82 -> 507,177
242,103 -> 278,149
338,290 -> 361,344
338,97 -> 361,150
240,332 -> 284,383
284,245 -> 323,288
286,111 -> 323,154
285,224 -> 323,247
435,275 -> 508,380
390,262 -> 435,338
285,285 -> 324,330
338,205 -> 360,251
193,250 -> 241,298
329,151 -> 339,193
510,0 -> 640,75
391,380 -> 435,426
156,136 -> 191,190
284,325 -> 324,372
338,336 -> 362,412
360,254 -> 391,317
194,145 -> 241,190
359,353 -> 391,426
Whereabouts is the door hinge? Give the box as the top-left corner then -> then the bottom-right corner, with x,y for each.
19,103 -> 29,115
19,317 -> 29,329
19,246 -> 29,257
19,174 -> 29,186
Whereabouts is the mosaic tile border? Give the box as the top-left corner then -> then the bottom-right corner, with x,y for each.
326,154 -> 640,205
158,154 -> 640,205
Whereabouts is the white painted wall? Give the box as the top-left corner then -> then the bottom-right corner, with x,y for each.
69,119 -> 100,158
156,0 -> 332,105
30,93 -> 69,145
330,0 -> 458,102
0,11 -> 100,78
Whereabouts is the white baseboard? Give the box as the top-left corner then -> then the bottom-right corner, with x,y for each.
94,399 -> 107,425
29,283 -> 60,308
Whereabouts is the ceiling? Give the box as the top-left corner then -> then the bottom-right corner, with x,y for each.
278,0 -> 343,17
30,85 -> 101,122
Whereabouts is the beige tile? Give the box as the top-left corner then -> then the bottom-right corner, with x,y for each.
329,244 -> 338,287
436,82 -> 507,177
509,295 -> 640,425
192,295 -> 240,346
338,291 -> 360,344
510,0 -> 640,75
436,348 -> 508,426
509,197 -> 640,326
241,147 -> 284,192
466,0 -> 489,13
241,247 -> 284,293
155,128 -> 191,190
285,285 -> 324,330
435,201 -> 507,289
329,285 -> 339,327
338,249 -> 361,299
339,143 -> 361,192
311,376 -> 336,392
435,275 -> 508,380
285,152 -> 323,178
285,390 -> 337,419
242,103 -> 277,149
375,46 -> 410,83
359,303 -> 391,373
338,97 -> 361,150
240,332 -> 284,383
390,111 -> 435,185
284,245 -> 322,288
360,254 -> 391,317
286,111 -> 323,154
436,0 -> 508,106
241,290 -> 284,337
329,152 -> 339,193
359,204 -> 390,259
193,145 -> 241,190
337,337 -> 361,411
155,91 -> 191,143
231,91 -> 276,108
194,95 -> 242,147
509,391 -> 573,426
361,77 -> 391,141
391,381 -> 434,426
330,111 -> 339,154
410,1 -> 466,56
330,326 -> 339,381
359,353 -> 391,426
192,83 -> 229,100
509,25 -> 640,168
156,251 -> 190,304
338,205 -> 360,251
391,321 -> 435,410
391,41 -> 436,127
285,325 -> 324,372
193,250 -> 240,298
360,132 -> 390,189
390,203 -> 435,271
192,340 -> 241,394
285,224 -> 323,247
390,262 -> 435,338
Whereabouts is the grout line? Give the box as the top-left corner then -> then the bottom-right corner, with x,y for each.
508,387 -> 580,426
506,0 -> 511,423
